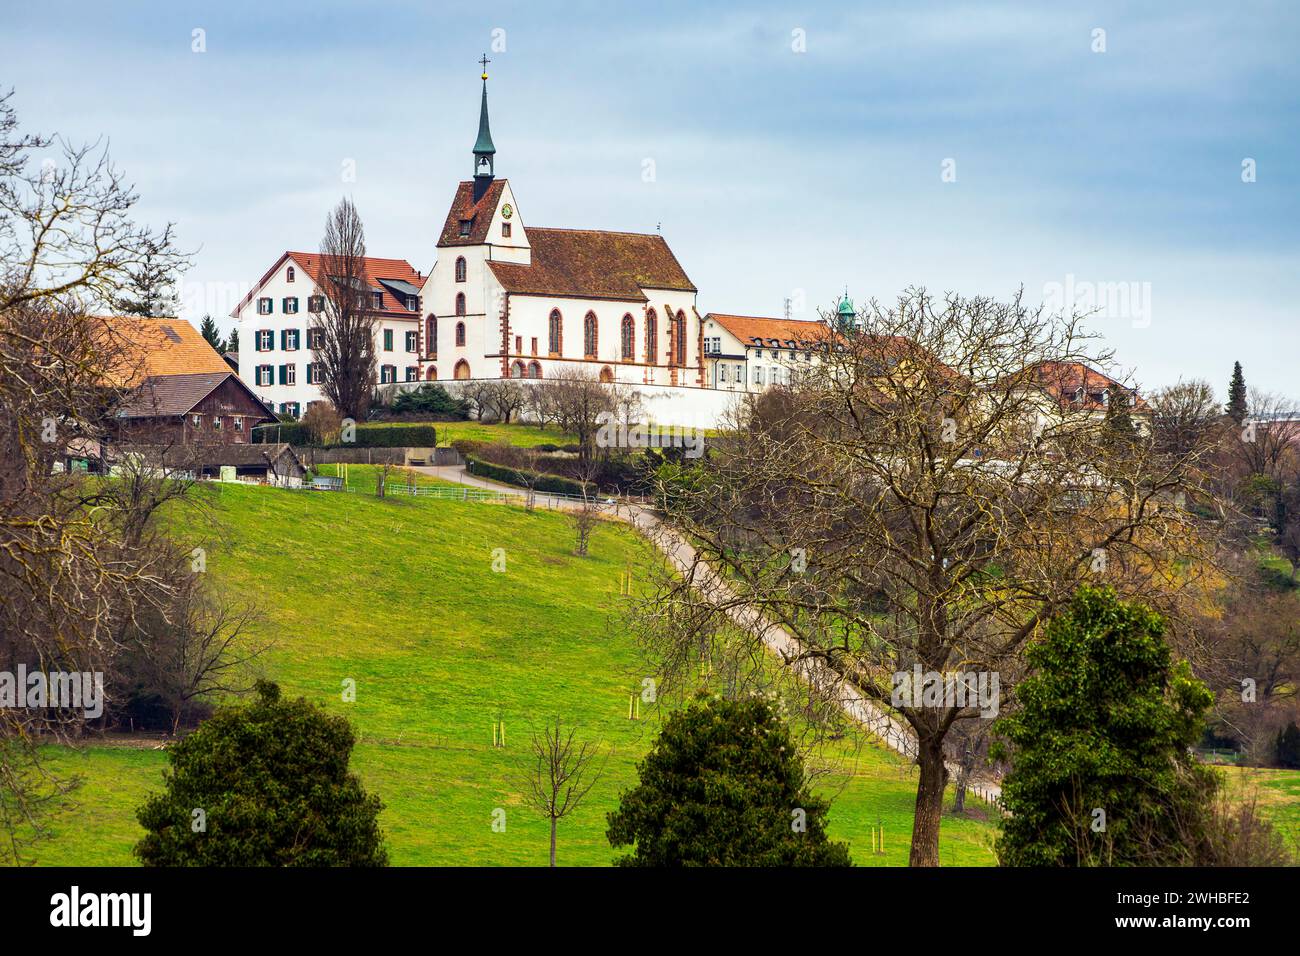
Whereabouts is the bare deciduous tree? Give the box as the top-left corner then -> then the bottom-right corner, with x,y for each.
519,718 -> 605,867
314,197 -> 377,420
0,88 -> 204,863
627,287 -> 1222,866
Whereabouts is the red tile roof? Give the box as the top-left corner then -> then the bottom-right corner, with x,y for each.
438,180 -> 508,247
230,251 -> 426,319
1017,361 -> 1147,411
489,227 -> 696,302
97,315 -> 234,385
706,313 -> 836,347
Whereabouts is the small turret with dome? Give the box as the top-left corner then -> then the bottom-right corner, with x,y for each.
834,291 -> 857,333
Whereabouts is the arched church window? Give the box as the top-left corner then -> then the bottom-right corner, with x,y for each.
455,257 -> 466,282
674,311 -> 687,366
455,293 -> 466,316
548,309 -> 562,355
645,310 -> 657,365
583,312 -> 598,358
620,314 -> 635,360
455,322 -> 466,347
426,316 -> 437,355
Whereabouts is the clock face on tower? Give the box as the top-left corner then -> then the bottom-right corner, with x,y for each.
501,203 -> 513,220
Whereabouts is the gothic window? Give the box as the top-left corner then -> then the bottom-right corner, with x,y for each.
455,257 -> 466,282
455,292 -> 466,316
548,309 -> 562,354
675,311 -> 687,366
455,322 -> 466,347
620,314 -> 635,360
645,309 -> 657,365
583,312 -> 598,358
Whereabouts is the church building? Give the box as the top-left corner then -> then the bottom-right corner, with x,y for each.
419,65 -> 703,386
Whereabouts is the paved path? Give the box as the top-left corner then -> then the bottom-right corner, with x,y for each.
413,463 -> 1002,803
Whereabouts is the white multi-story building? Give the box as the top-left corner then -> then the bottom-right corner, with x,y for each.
231,253 -> 427,415
700,312 -> 842,392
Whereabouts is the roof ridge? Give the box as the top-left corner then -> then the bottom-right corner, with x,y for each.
529,225 -> 667,240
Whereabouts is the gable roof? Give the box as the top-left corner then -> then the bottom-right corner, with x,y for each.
438,179 -> 508,247
1014,361 -> 1147,411
706,313 -> 836,348
97,316 -> 233,386
116,371 -> 276,422
488,227 -> 696,302
230,251 -> 426,319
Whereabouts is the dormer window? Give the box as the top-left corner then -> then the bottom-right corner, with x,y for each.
459,219 -> 472,237
372,291 -> 383,309
1073,387 -> 1085,403
406,295 -> 417,312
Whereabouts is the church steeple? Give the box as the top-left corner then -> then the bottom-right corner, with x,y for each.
472,55 -> 496,200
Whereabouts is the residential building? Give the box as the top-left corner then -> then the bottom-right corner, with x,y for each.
701,313 -> 838,392
100,316 -> 275,446
230,252 -> 426,414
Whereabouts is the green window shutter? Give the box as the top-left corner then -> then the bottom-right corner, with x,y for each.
278,364 -> 286,385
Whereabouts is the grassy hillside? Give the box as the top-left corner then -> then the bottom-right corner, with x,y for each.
27,482 -> 997,866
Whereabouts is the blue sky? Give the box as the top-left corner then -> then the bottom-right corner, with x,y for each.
3,1 -> 1297,397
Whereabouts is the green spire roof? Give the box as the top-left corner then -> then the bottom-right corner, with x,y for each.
837,296 -> 855,316
474,79 -> 495,157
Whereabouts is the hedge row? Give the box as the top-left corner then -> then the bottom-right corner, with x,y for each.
253,423 -> 438,448
463,455 -> 587,497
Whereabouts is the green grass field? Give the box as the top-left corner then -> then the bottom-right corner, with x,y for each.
26,482 -> 997,866
1219,765 -> 1300,852
310,463 -> 455,494
432,420 -> 574,448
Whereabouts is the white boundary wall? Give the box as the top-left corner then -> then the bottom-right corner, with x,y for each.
391,378 -> 745,429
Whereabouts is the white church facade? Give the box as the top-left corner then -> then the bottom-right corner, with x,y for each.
231,66 -> 834,419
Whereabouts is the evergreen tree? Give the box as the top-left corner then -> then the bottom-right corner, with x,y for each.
606,694 -> 851,866
1226,361 -> 1248,425
1102,383 -> 1136,440
135,682 -> 388,866
391,383 -> 470,417
993,586 -> 1217,866
1276,721 -> 1300,769
227,327 -> 239,353
112,242 -> 180,317
198,314 -> 223,352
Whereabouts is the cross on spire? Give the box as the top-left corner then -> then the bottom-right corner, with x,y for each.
479,54 -> 490,79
